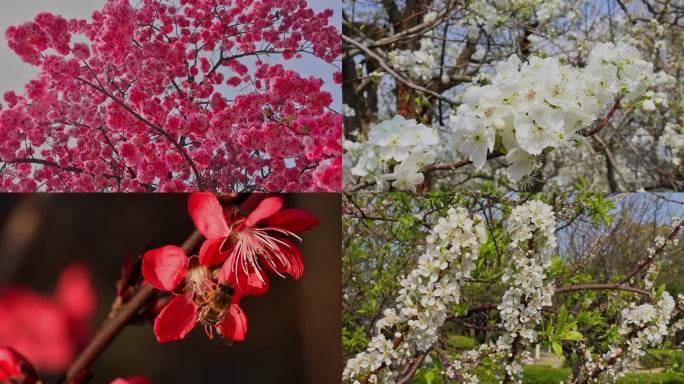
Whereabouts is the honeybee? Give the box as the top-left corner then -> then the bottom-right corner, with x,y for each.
198,283 -> 235,338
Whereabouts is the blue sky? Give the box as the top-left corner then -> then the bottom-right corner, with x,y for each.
0,0 -> 341,108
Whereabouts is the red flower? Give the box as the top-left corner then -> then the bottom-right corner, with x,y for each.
0,347 -> 39,384
188,193 -> 319,293
0,264 -> 96,372
142,246 -> 248,343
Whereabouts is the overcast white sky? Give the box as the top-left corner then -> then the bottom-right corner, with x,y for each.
0,0 -> 341,107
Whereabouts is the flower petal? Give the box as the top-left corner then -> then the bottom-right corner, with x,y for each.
239,194 -> 273,212
198,238 -> 227,267
245,196 -> 283,227
264,209 -> 320,232
142,246 -> 187,292
188,193 -> 230,239
218,304 -> 248,342
55,263 -> 96,323
0,347 -> 38,383
262,239 -> 304,280
219,255 -> 270,298
153,294 -> 197,343
110,377 -> 152,384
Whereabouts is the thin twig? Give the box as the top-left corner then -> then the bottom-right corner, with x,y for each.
342,35 -> 459,105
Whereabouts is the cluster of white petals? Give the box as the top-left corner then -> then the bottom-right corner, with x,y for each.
342,207 -> 486,383
579,292 -> 675,382
496,200 -> 557,382
344,116 -> 440,191
661,123 -> 684,166
344,43 -> 658,190
451,42 -> 655,181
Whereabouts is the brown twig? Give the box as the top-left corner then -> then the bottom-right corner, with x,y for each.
556,283 -> 651,297
396,349 -> 431,384
342,35 -> 459,105
63,230 -> 204,382
619,218 -> 684,285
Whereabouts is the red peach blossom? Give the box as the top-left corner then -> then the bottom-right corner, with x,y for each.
188,193 -> 319,293
141,248 -> 248,343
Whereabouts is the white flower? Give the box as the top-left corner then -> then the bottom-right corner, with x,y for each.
514,103 -> 565,155
505,148 -> 536,181
642,99 -> 656,112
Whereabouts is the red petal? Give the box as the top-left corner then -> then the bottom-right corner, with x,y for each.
110,377 -> 151,384
264,209 -> 320,232
153,294 -> 197,343
188,193 -> 230,239
0,347 -> 38,383
218,304 -> 248,342
245,196 -> 283,227
198,238 -> 227,267
239,194 -> 273,212
142,246 -> 187,292
55,263 -> 96,323
219,255 -> 270,297
263,239 -> 304,280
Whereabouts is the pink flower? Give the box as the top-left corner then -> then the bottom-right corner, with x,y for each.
0,347 -> 39,384
188,193 -> 320,293
0,0 -> 341,192
141,247 -> 248,343
0,263 -> 96,372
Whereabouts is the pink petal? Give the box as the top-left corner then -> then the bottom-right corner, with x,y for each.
142,246 -> 187,292
264,209 -> 320,232
153,294 -> 197,343
245,196 -> 283,227
218,304 -> 248,342
188,193 -> 230,239
55,263 -> 96,323
198,238 -> 227,267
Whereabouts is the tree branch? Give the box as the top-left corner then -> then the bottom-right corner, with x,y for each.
342,35 -> 459,105
63,230 -> 204,382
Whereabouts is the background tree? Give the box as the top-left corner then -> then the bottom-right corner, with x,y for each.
0,0 -> 342,192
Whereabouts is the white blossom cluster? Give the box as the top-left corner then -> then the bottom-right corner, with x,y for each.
344,43 -> 658,191
661,123 -> 684,166
467,0 -> 567,28
580,292 -> 675,382
388,38 -> 439,82
451,42 -> 656,181
342,207 -> 486,383
386,10 -> 471,83
495,200 -> 557,382
344,116 -> 440,191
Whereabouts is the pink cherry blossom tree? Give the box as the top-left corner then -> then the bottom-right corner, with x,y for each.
0,0 -> 342,192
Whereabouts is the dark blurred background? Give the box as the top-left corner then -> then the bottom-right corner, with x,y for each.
0,194 -> 341,384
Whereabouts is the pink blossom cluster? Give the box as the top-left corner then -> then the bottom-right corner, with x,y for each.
0,0 -> 341,192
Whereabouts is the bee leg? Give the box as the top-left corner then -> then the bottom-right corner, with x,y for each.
204,324 -> 215,339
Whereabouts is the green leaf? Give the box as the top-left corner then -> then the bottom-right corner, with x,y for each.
552,341 -> 563,358
560,330 -> 584,341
